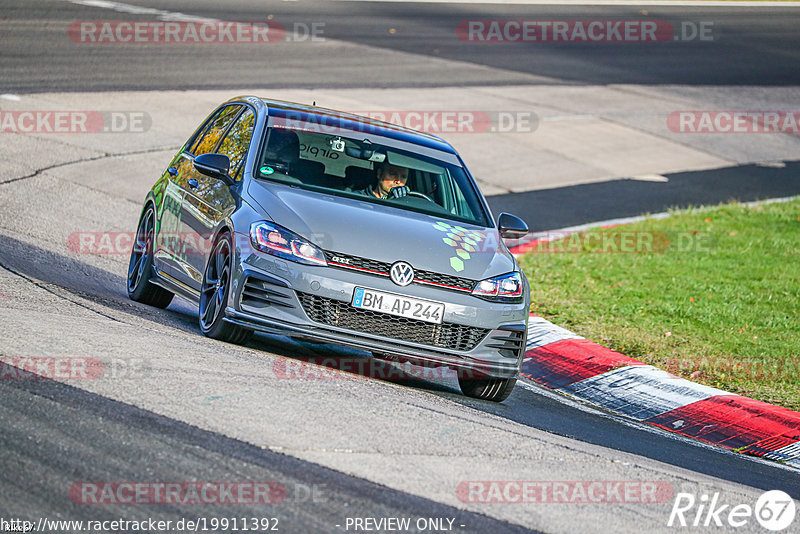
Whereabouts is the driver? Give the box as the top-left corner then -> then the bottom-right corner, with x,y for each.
360,163 -> 410,199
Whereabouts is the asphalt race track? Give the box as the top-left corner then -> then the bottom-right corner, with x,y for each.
1,1 -> 799,533
4,0 -> 800,91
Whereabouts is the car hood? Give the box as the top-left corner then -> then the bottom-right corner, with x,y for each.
247,180 -> 516,280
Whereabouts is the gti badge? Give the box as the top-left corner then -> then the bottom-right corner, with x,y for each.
390,261 -> 415,286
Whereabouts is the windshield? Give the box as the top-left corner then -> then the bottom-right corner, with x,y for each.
255,122 -> 490,227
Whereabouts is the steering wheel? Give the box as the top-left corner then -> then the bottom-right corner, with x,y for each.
407,191 -> 434,202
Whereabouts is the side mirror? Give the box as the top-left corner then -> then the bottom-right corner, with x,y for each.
194,153 -> 234,185
498,212 -> 529,239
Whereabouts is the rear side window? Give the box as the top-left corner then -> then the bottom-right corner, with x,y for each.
191,105 -> 242,156
217,108 -> 255,181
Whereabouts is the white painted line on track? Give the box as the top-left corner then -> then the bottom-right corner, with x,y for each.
561,365 -> 730,421
629,174 -> 669,182
516,379 -> 722,450
526,316 -> 584,350
65,0 -> 213,22
62,0 -> 316,41
767,442 -> 800,464
755,161 -> 787,168
333,0 -> 800,7
517,378 -> 800,473
542,115 -> 598,122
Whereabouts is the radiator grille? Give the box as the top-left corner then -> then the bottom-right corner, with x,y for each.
297,292 -> 489,351
325,250 -> 476,292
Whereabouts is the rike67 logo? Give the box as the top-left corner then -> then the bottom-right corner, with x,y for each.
668,490 -> 796,531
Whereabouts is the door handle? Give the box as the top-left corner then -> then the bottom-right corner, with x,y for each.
168,167 -> 178,177
188,178 -> 199,189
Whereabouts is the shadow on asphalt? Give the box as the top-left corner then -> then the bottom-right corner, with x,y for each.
0,363 -> 534,534
449,381 -> 800,499
487,160 -> 800,232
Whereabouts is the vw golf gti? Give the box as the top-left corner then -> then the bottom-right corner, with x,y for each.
127,96 -> 530,401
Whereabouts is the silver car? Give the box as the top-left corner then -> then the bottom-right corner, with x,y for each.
127,96 -> 530,402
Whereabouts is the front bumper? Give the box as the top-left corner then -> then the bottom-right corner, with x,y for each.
227,249 -> 529,379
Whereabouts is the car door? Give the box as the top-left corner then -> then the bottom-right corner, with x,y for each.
158,104 -> 243,290
151,107 -> 229,283
151,166 -> 187,282
180,105 -> 256,290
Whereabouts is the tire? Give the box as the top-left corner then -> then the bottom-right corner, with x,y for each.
458,373 -> 517,402
199,231 -> 252,344
127,205 -> 174,309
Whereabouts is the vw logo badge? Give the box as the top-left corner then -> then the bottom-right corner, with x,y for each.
390,261 -> 415,287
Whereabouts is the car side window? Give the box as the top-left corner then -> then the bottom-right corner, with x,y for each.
188,108 -> 222,154
191,105 -> 242,156
217,107 -> 255,181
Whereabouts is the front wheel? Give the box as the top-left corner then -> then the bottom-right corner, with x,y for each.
458,374 -> 517,402
199,231 -> 252,345
127,205 -> 174,308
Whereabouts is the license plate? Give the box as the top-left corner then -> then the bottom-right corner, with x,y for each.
352,287 -> 444,324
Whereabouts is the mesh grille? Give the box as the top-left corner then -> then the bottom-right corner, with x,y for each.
327,251 -> 390,275
414,268 -> 475,291
297,292 -> 489,351
325,251 -> 476,292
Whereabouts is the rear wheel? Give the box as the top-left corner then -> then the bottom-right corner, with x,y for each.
199,231 -> 252,344
127,205 -> 173,308
458,373 -> 517,402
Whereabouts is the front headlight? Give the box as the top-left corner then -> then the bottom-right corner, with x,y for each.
472,272 -> 524,303
250,221 -> 327,266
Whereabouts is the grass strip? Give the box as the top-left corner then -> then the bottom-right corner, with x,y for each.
519,198 -> 800,410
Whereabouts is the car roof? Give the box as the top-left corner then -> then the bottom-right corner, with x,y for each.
226,96 -> 459,155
